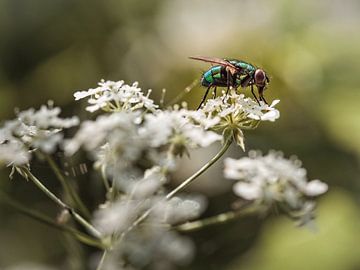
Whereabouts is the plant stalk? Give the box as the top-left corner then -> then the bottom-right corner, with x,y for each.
176,206 -> 258,232
0,190 -> 105,249
45,154 -> 91,218
19,166 -> 102,239
120,139 -> 232,239
96,250 -> 108,270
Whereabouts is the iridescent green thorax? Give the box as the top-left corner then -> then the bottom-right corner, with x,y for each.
228,60 -> 256,74
200,59 -> 258,88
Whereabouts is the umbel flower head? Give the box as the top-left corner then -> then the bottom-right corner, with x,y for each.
139,108 -> 222,157
0,102 -> 79,166
74,80 -> 158,113
200,90 -> 280,150
224,150 -> 328,226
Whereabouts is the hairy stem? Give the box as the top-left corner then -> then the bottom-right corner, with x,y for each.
19,166 -> 102,239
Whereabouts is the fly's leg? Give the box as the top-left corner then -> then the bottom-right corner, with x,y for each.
260,94 -> 268,105
251,84 -> 260,105
226,69 -> 231,96
197,85 -> 212,110
212,87 -> 217,98
258,86 -> 268,105
223,70 -> 232,102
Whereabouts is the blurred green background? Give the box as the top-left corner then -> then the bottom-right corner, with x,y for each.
0,0 -> 360,269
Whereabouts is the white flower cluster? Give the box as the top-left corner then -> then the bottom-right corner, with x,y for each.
101,226 -> 195,270
224,150 -> 328,226
93,194 -> 201,269
74,80 -> 158,113
202,91 -> 280,123
65,109 -> 222,184
200,90 -> 280,149
0,75 -> 331,269
139,109 -> 222,153
68,81 -> 216,268
92,175 -> 204,269
0,103 -> 79,166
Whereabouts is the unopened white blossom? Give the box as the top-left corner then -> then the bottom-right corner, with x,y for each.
74,80 -> 158,113
224,150 -> 328,226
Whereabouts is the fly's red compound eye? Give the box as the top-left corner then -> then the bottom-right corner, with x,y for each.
254,69 -> 266,85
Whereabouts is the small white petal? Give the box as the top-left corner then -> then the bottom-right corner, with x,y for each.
304,180 -> 328,196
233,182 -> 262,200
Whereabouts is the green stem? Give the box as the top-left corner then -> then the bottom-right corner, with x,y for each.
45,154 -> 91,218
0,191 -> 105,249
96,250 -> 108,270
100,166 -> 111,194
176,206 -> 258,232
166,138 -> 232,199
19,166 -> 102,239
120,139 -> 232,239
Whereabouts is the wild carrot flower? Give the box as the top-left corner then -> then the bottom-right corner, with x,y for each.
224,150 -> 328,226
74,80 -> 158,113
139,109 -> 222,157
200,90 -> 280,149
0,103 -> 78,166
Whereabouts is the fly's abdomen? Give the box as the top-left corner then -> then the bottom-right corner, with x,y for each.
201,69 -> 213,87
201,65 -> 225,87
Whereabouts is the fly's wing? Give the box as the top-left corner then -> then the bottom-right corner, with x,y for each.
189,56 -> 237,69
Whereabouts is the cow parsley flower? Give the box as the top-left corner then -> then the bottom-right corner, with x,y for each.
0,140 -> 30,166
153,195 -> 206,225
0,103 -> 78,166
93,200 -> 141,235
224,150 -> 328,226
64,111 -> 147,180
102,225 -> 194,270
139,109 -> 222,157
129,166 -> 166,199
201,91 -> 280,149
74,80 -> 158,113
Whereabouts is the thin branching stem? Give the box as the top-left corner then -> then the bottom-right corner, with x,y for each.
166,138 -> 232,199
119,138 -> 233,240
19,166 -> 102,239
45,154 -> 91,218
96,250 -> 108,270
0,191 -> 106,249
100,166 -> 111,194
176,205 -> 258,232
